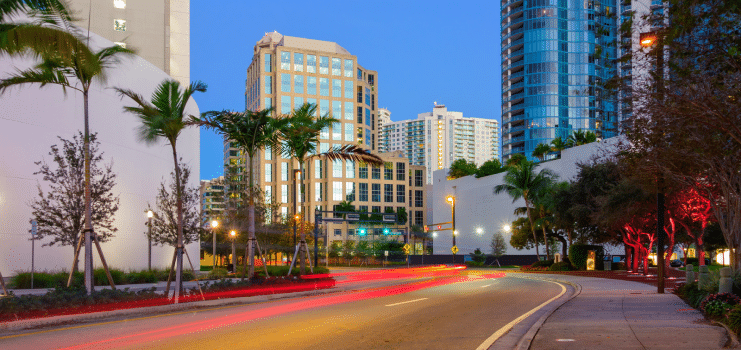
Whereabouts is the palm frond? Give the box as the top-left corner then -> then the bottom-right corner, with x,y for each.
0,0 -> 73,23
0,22 -> 90,61
0,65 -> 75,95
318,144 -> 383,166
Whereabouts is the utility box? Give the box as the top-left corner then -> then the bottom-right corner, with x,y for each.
587,250 -> 596,271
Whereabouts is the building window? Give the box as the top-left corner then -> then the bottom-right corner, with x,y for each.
384,184 -> 393,202
293,53 -> 303,72
281,95 -> 291,114
307,76 -> 317,95
281,52 -> 290,70
281,162 -> 288,181
114,0 -> 126,9
372,166 -> 381,179
415,211 -> 424,226
415,169 -> 423,186
357,68 -> 362,80
344,102 -> 353,121
265,145 -> 272,160
346,182 -> 355,201
333,182 -> 342,201
319,56 -> 329,74
334,229 -> 342,236
365,108 -> 371,127
396,162 -> 405,181
264,75 -> 272,94
344,59 -> 353,77
372,184 -> 381,202
332,58 -> 341,75
264,97 -> 272,109
320,99 -> 329,117
319,78 -> 329,96
332,160 -> 342,178
333,101 -> 342,122
281,207 -> 288,219
293,96 -> 303,110
415,190 -> 423,207
332,122 -> 341,140
281,73 -> 291,93
264,163 -> 272,182
346,160 -> 355,179
365,87 -> 370,105
345,123 -> 354,142
113,19 -> 126,32
332,79 -> 342,98
348,229 -> 355,236
315,183 -> 323,201
344,80 -> 353,99
307,55 -> 316,73
294,75 -> 304,94
384,163 -> 393,180
359,183 -> 368,201
314,159 -> 323,179
282,185 -> 289,203
359,164 -> 368,179
320,125 -> 329,140
397,185 -> 405,203
264,53 -> 272,72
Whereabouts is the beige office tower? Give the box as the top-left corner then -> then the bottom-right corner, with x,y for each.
67,0 -> 190,84
237,32 -> 426,245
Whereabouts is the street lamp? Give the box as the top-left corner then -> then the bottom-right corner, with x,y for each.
230,230 -> 237,273
503,224 -> 511,233
146,210 -> 153,271
446,195 -> 456,255
476,227 -> 483,236
211,220 -> 219,269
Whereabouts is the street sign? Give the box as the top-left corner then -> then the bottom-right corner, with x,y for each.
384,250 -> 389,257
403,244 -> 411,255
451,246 -> 459,254
31,220 -> 37,236
346,213 -> 360,221
383,214 -> 396,222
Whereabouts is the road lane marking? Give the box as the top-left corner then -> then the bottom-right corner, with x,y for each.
475,278 -> 567,350
385,298 -> 428,307
481,284 -> 492,288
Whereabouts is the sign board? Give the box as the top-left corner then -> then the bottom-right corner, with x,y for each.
384,250 -> 389,257
586,250 -> 596,271
383,214 -> 396,222
451,246 -> 459,254
402,244 -> 411,255
31,220 -> 37,236
346,213 -> 360,221
321,217 -> 345,222
415,243 -> 423,254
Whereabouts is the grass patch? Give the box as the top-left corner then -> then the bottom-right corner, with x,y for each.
11,269 -> 195,289
679,264 -> 724,272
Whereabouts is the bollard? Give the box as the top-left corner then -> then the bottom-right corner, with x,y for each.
698,265 -> 710,290
719,267 -> 733,294
686,264 -> 694,284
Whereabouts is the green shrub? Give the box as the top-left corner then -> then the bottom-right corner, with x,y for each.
465,261 -> 484,267
549,261 -> 574,271
208,268 -> 229,280
568,244 -> 604,270
728,305 -> 741,332
532,259 -> 554,268
12,271 -> 82,289
700,293 -> 741,315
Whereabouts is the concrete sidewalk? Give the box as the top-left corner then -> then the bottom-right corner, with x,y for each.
527,275 -> 729,350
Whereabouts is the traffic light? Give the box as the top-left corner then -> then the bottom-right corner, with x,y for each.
437,225 -> 442,230
424,225 -> 429,233
358,228 -> 367,236
383,227 -> 390,235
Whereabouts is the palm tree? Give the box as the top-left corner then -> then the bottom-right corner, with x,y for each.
281,102 -> 383,274
550,137 -> 567,157
532,143 -> 551,162
566,129 -> 598,147
115,79 -> 207,302
504,153 -> 527,168
0,0 -> 89,61
0,20 -> 133,294
494,160 -> 556,261
197,108 -> 288,280
448,158 -> 477,179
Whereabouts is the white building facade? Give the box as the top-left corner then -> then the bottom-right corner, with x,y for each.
379,104 -> 500,184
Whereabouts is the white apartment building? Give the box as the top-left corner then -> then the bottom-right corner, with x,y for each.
379,104 -> 499,184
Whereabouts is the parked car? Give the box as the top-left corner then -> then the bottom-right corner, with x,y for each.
670,259 -> 684,267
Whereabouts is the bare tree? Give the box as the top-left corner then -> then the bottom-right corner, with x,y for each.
490,232 -> 507,258
151,162 -> 201,247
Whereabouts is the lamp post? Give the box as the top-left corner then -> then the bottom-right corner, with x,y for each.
446,195 -> 456,254
476,227 -> 483,236
211,220 -> 219,269
642,31 -> 666,294
230,230 -> 237,273
146,210 -> 153,271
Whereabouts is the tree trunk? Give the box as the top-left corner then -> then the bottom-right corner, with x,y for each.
171,142 -> 184,302
246,156 -> 256,280
524,197 -> 540,260
82,90 -> 94,295
542,226 -> 549,261
697,222 -> 707,266
299,160 -> 306,275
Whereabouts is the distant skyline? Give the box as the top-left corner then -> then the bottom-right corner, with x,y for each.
192,1 -> 502,180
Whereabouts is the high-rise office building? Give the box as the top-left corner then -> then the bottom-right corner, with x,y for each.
379,104 -> 500,184
68,0 -> 190,84
377,108 -> 392,137
200,176 -> 225,225
233,32 -> 426,242
500,0 -> 618,161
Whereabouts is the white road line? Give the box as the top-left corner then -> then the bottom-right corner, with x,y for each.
481,284 -> 492,288
385,298 -> 428,307
475,279 -> 567,350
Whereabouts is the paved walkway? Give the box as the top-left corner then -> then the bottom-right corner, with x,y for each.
528,274 -> 728,350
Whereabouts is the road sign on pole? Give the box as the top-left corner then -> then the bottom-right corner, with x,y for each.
451,246 -> 459,254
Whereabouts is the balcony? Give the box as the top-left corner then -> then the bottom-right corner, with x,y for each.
504,124 -> 527,134
503,81 -> 524,93
501,26 -> 525,42
503,147 -> 525,156
502,37 -> 525,52
503,47 -> 524,61
502,15 -> 525,32
502,135 -> 526,146
502,112 -> 526,124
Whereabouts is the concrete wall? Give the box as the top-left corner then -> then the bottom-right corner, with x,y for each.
0,30 -> 200,276
431,139 -> 618,256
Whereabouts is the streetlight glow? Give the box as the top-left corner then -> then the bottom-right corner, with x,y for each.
230,230 -> 236,237
640,33 -> 657,47
146,210 -> 153,218
433,232 -> 438,238
453,230 -> 459,236
476,228 -> 483,235
446,195 -> 454,204
503,224 -> 511,232
211,220 -> 219,229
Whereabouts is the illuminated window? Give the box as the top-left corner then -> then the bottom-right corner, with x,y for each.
114,0 -> 126,9
114,19 -> 126,32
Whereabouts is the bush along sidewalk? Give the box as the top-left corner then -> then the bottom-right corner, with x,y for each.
11,269 -> 196,289
0,275 -> 336,323
674,266 -> 741,338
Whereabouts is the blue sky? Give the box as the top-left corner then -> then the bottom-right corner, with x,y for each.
192,1 -> 502,181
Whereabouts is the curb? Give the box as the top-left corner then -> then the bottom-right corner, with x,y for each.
510,275 -> 583,350
0,287 -> 343,333
711,320 -> 740,349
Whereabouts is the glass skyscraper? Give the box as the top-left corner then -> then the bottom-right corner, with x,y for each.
501,0 -> 618,161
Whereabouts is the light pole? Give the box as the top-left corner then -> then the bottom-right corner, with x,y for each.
446,195 -> 456,254
211,220 -> 219,269
641,31 -> 665,294
146,210 -> 153,271
230,230 -> 237,273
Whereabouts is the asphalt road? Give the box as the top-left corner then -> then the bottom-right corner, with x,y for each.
0,269 -> 563,350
